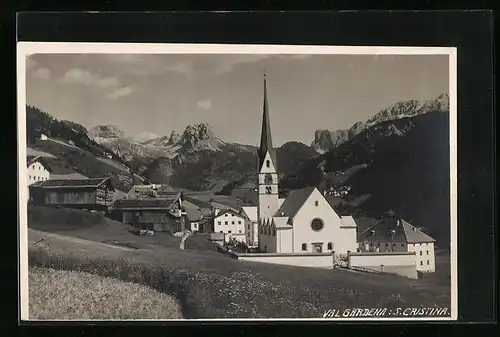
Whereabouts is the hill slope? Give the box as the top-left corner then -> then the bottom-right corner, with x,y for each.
26,106 -> 145,191
283,110 -> 450,246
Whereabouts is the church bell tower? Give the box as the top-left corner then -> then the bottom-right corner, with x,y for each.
257,74 -> 280,222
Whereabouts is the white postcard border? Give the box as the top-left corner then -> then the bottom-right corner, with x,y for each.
17,42 -> 458,322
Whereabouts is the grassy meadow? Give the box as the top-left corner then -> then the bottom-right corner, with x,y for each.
27,206 -> 452,319
29,267 -> 182,320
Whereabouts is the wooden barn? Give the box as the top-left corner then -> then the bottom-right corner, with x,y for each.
29,177 -> 115,211
109,192 -> 186,232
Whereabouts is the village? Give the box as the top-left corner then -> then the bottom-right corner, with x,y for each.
26,75 -> 438,280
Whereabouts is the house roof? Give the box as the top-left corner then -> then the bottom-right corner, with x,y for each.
274,186 -> 315,218
340,215 -> 357,228
210,201 -> 239,212
215,209 -> 245,219
358,216 -> 435,244
273,216 -> 291,229
30,177 -> 113,190
27,156 -> 52,172
110,195 -> 180,211
126,184 -> 181,199
401,219 -> 436,243
353,217 -> 379,232
325,194 -> 344,208
183,201 -> 203,222
241,206 -> 258,222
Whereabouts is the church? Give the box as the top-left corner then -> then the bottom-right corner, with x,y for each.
254,75 -> 358,255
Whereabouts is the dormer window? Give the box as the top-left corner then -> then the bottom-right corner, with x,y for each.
266,160 -> 270,168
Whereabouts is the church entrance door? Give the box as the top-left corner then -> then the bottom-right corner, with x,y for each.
312,243 -> 323,253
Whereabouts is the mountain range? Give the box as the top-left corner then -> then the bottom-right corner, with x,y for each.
25,92 -> 451,245
311,93 -> 449,153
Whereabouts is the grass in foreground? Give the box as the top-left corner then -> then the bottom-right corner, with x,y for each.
29,228 -> 451,319
29,267 -> 183,320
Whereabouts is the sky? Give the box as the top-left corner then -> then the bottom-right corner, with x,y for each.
25,53 -> 449,146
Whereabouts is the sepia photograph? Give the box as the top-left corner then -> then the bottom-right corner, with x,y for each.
17,43 -> 457,321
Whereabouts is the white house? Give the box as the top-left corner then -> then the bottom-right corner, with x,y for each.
241,206 -> 259,247
27,156 -> 51,186
357,215 -> 436,272
214,209 -> 246,243
255,75 -> 358,256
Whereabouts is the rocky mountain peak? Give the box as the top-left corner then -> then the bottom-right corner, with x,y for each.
88,125 -> 125,139
179,123 -> 224,152
168,130 -> 181,145
311,93 -> 449,153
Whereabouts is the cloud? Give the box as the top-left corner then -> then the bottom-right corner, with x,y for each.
59,68 -> 119,88
106,86 -> 134,99
196,99 -> 212,110
32,68 -> 51,80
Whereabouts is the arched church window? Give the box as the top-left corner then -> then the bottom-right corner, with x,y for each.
327,242 -> 333,250
301,243 -> 307,251
264,173 -> 273,184
266,160 -> 270,168
265,186 -> 272,194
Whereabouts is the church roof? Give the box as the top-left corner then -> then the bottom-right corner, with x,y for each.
258,74 -> 278,171
358,216 -> 435,244
274,186 -> 316,218
241,206 -> 258,222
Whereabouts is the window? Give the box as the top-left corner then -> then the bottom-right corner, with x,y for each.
264,173 -> 273,184
225,221 -> 228,225
232,221 -> 235,225
426,250 -> 429,255
314,200 -> 319,206
266,160 -> 270,168
239,230 -> 242,234
392,243 -> 396,246
420,261 -> 423,266
225,214 -> 228,217
220,231 -> 223,233
228,230 -> 231,234
420,251 -> 423,256
248,225 -> 250,229
427,260 -> 430,265
327,242 -> 333,250
401,244 -> 405,247
301,243 -> 307,251
385,243 -> 389,247
218,221 -> 221,225
310,218 -> 324,231
238,221 -> 241,224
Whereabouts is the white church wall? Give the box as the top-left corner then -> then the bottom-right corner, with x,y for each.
276,228 -> 293,253
348,251 -> 418,279
235,252 -> 334,269
336,227 -> 358,254
292,188 -> 346,253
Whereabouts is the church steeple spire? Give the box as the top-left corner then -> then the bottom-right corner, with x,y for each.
258,73 -> 278,170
